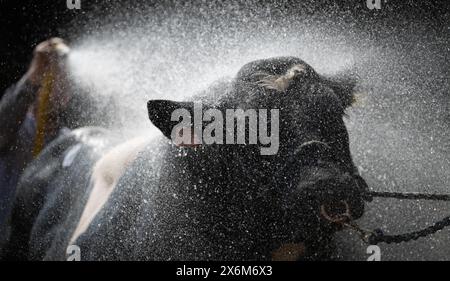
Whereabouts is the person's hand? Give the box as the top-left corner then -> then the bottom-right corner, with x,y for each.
25,38 -> 70,86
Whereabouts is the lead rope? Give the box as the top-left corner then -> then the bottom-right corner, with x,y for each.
321,190 -> 450,245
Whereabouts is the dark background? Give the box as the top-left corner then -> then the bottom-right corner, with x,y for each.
0,0 -> 448,95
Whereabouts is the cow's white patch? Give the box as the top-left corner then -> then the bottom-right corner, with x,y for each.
69,137 -> 149,245
62,144 -> 83,168
257,64 -> 307,92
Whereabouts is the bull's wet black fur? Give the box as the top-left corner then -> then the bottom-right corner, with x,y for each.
2,57 -> 368,261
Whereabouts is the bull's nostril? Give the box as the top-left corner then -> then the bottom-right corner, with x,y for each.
320,201 -> 351,224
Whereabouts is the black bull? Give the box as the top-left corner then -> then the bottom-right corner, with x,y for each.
1,57 -> 369,260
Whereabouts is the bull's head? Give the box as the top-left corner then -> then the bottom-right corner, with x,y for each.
147,57 -> 368,260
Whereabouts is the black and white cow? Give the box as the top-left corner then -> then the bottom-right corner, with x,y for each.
2,56 -> 368,261
0,127 -> 120,260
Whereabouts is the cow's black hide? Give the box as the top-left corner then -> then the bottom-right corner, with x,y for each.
0,127 -> 118,260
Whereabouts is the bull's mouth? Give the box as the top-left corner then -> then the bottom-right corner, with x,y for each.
271,243 -> 306,261
270,201 -> 350,261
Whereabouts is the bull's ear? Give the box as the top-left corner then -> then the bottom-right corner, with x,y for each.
323,74 -> 357,109
147,99 -> 194,139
